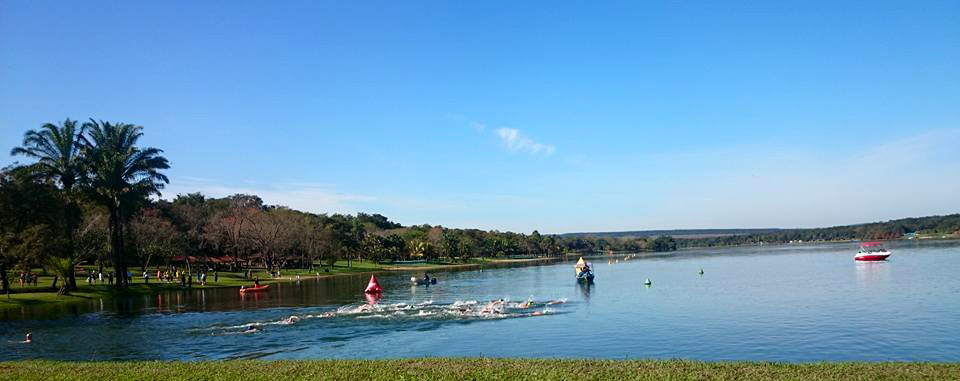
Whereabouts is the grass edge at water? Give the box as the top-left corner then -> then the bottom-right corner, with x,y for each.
2,359 -> 958,380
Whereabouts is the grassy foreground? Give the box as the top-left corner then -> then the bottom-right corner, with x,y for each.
1,359 -> 957,381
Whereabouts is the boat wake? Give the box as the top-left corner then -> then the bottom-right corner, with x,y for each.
203,298 -> 568,334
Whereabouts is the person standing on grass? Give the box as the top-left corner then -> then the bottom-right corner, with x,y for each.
214,271 -> 218,283
108,272 -> 113,285
143,271 -> 149,284
98,271 -> 103,283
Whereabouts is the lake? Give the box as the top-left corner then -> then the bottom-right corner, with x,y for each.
2,240 -> 959,362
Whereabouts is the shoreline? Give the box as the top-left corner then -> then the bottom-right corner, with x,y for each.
1,359 -> 958,380
0,257 -> 561,311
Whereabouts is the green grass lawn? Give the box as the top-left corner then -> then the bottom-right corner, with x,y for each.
0,262 -> 378,309
1,359 -> 957,380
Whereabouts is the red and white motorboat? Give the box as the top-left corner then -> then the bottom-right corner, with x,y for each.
855,242 -> 891,261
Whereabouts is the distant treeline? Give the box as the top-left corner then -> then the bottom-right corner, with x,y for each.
563,228 -> 782,239
674,214 -> 960,248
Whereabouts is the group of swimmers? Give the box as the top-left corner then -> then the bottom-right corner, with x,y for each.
241,314 -> 300,334
236,297 -> 564,334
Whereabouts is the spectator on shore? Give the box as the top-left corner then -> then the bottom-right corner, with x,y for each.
214,271 -> 218,283
108,272 -> 113,285
143,271 -> 149,284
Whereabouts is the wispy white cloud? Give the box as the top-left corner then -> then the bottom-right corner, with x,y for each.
463,119 -> 557,156
494,127 -> 556,156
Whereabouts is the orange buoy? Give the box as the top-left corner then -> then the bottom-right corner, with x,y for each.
364,275 -> 382,294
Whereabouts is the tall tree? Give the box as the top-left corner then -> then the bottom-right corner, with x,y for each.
81,121 -> 169,289
131,208 -> 183,272
10,119 -> 86,291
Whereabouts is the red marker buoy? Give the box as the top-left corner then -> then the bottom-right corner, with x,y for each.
364,275 -> 382,294
365,292 -> 382,305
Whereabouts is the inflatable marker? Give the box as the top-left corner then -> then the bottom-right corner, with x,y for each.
365,275 -> 383,294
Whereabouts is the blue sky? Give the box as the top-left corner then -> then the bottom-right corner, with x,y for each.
2,1 -> 959,233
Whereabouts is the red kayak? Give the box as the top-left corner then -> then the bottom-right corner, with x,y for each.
239,284 -> 270,293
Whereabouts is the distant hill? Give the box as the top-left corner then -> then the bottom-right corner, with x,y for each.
562,228 -> 781,239
562,213 -> 960,248
671,214 -> 960,248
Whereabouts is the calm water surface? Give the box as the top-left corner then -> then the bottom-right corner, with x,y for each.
2,240 -> 959,362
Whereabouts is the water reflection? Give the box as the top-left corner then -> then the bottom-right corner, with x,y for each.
855,261 -> 890,288
3,242 -> 960,362
577,282 -> 592,300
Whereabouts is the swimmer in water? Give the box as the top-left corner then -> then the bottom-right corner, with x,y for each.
283,315 -> 301,324
243,325 -> 258,334
546,299 -> 565,305
23,333 -> 32,343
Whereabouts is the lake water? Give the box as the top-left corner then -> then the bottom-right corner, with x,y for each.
2,240 -> 959,362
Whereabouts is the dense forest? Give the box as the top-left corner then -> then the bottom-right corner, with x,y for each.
0,119 -> 669,293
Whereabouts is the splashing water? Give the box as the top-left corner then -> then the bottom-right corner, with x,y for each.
206,298 -> 568,334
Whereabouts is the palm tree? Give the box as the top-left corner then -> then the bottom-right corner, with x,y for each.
81,120 -> 169,289
10,119 -> 86,291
